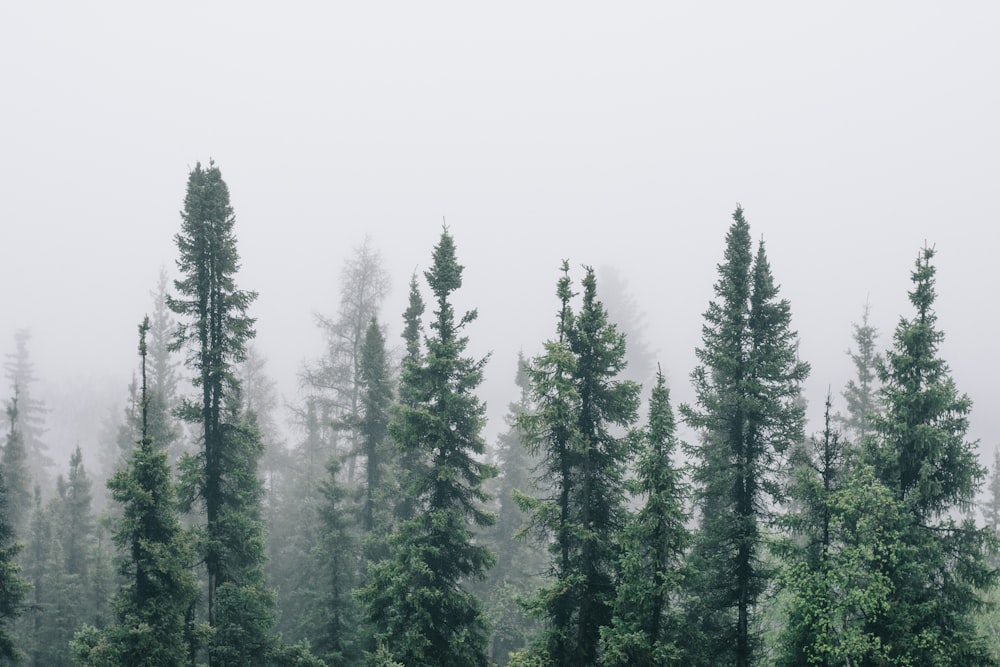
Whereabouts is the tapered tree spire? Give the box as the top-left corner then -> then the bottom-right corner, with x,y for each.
861,246 -> 996,665
363,227 -> 495,667
681,206 -> 808,667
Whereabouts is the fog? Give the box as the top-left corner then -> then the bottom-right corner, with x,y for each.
2,3 -> 998,471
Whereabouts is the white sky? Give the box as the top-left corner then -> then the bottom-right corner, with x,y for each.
2,3 -> 998,468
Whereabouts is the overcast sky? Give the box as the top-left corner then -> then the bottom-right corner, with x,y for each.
2,3 -> 998,468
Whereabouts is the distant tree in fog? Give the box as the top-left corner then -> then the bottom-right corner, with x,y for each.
4,329 -> 52,486
838,300 -> 882,445
302,237 -> 390,484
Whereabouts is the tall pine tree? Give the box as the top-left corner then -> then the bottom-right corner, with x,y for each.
680,207 -> 808,667
599,368 -> 688,667
167,161 -> 280,665
363,228 -> 495,667
517,263 -> 640,666
862,246 -> 996,665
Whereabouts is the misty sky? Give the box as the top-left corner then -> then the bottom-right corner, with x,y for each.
2,3 -> 998,468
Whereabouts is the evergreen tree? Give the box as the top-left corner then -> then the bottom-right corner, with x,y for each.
862,246 -> 997,665
302,237 -> 390,484
72,317 -> 200,667
358,318 -> 393,545
680,207 -> 808,667
774,394 -> 902,666
839,301 -> 882,444
311,457 -> 362,666
2,392 -> 30,538
518,263 -> 640,666
148,269 -> 184,465
600,368 -> 688,666
984,449 -> 1000,541
0,436 -> 29,663
477,353 -> 544,666
393,272 -> 426,524
167,161 -> 276,664
3,330 -> 52,487
362,228 -> 495,667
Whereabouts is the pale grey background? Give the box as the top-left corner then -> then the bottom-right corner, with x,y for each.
2,3 -> 997,472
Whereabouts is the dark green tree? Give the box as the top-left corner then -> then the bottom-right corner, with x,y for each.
839,301 -> 882,444
358,318 -> 393,542
0,434 -> 29,663
167,161 -> 283,665
600,368 -> 688,666
72,317 -> 200,667
862,246 -> 997,665
518,263 -> 640,666
362,228 -> 495,667
680,207 -> 808,667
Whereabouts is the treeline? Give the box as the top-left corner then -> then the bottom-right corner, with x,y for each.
0,163 -> 997,666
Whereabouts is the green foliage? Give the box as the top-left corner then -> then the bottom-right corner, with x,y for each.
861,246 -> 997,665
0,443 -> 28,663
74,318 -> 200,667
680,207 -> 808,666
363,228 -> 495,667
518,262 -> 640,666
600,369 -> 688,666
476,353 -> 544,665
776,396 -> 903,666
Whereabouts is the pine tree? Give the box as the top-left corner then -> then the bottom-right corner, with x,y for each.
518,262 -> 640,666
393,272 -> 426,524
167,161 -> 277,664
3,330 -> 52,487
0,434 -> 29,663
600,368 -> 688,666
839,301 -> 882,444
303,237 -> 390,484
2,392 -> 30,539
362,228 -> 495,667
680,207 -> 808,667
72,317 -> 200,667
862,246 -> 997,665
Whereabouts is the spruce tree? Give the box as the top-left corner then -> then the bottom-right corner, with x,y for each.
72,317 -> 200,667
600,368 -> 688,666
680,207 -> 808,667
0,436 -> 28,663
862,246 -> 997,665
518,263 -> 640,666
2,392 -> 30,539
393,272 -> 426,524
362,228 -> 495,667
3,330 -> 52,486
167,161 -> 278,664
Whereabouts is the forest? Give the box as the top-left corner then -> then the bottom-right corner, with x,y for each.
0,161 -> 998,667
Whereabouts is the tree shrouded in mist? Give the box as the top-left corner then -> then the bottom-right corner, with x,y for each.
363,228 -> 496,667
680,206 -> 809,667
